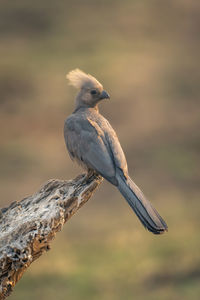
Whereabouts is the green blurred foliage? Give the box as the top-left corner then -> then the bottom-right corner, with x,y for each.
0,0 -> 200,299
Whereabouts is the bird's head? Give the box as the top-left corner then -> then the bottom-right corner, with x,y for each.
66,69 -> 110,109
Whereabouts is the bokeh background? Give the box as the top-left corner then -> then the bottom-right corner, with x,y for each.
1,0 -> 200,299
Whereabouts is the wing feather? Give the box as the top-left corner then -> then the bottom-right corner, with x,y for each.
64,115 -> 117,185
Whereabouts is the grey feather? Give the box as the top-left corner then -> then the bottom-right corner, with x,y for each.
64,110 -> 117,185
116,170 -> 167,234
64,69 -> 168,234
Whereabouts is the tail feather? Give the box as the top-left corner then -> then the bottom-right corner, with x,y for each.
116,173 -> 168,234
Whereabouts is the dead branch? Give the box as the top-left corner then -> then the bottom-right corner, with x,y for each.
0,173 -> 103,300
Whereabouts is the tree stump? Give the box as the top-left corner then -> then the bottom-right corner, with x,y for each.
0,173 -> 103,300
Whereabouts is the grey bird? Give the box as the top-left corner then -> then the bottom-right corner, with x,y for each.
64,69 -> 168,234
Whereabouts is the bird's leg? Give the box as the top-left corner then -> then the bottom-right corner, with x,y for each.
78,169 -> 97,185
84,169 -> 97,182
87,169 -> 97,180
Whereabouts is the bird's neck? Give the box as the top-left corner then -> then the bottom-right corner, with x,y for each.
74,103 -> 99,113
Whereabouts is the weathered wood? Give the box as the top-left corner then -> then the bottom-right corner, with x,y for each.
0,173 -> 103,300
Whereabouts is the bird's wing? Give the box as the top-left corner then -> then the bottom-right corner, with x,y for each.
64,115 -> 118,185
103,118 -> 128,176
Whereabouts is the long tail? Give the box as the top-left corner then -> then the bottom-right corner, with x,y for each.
116,172 -> 168,234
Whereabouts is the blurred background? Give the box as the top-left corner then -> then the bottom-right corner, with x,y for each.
0,0 -> 200,299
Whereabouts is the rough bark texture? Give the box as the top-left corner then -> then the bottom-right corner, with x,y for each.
0,173 -> 103,300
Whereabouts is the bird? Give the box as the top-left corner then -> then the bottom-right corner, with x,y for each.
64,69 -> 168,234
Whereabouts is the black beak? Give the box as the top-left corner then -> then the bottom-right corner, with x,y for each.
100,90 -> 110,100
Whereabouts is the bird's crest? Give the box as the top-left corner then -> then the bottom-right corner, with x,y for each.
66,69 -> 103,89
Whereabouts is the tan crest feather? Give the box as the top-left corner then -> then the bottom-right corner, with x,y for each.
66,68 -> 102,89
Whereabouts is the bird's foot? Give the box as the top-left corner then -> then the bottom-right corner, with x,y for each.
78,170 -> 97,185
85,170 -> 98,183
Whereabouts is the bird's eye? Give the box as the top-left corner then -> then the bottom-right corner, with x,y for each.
91,89 -> 97,95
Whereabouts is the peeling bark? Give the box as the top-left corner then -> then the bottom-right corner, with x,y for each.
0,173 -> 103,300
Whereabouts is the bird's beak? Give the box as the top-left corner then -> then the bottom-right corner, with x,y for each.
100,90 -> 110,100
